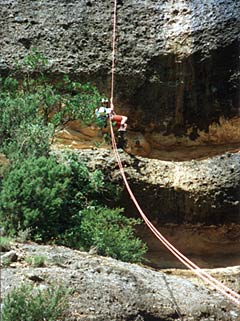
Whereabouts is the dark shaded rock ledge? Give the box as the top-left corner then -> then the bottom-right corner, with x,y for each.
53,148 -> 240,225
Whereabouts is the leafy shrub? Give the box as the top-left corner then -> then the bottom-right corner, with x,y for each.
1,256 -> 12,267
26,255 -> 47,267
18,47 -> 48,72
0,156 -> 69,240
0,236 -> 13,252
51,76 -> 102,127
2,121 -> 54,162
0,89 -> 40,144
15,227 -> 32,243
1,283 -> 69,321
63,206 -> 147,263
0,155 -> 119,241
0,49 -> 102,162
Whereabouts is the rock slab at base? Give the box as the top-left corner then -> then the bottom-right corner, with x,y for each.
1,243 -> 240,321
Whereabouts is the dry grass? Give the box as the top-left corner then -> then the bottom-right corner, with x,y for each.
196,117 -> 240,144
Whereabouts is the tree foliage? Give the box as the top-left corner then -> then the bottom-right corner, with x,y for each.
0,155 -> 118,242
2,283 -> 69,321
0,48 -> 101,161
78,207 -> 147,263
0,49 -> 147,263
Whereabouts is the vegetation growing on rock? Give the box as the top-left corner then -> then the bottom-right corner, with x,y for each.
0,49 -> 101,161
1,283 -> 70,321
0,50 -> 147,263
0,155 -> 114,240
69,207 -> 147,263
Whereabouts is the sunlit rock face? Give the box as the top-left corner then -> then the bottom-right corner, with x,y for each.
0,0 -> 239,147
2,243 -> 240,319
52,149 -> 240,226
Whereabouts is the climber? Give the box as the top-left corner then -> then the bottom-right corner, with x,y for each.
95,98 -> 128,132
95,98 -> 113,128
111,113 -> 128,149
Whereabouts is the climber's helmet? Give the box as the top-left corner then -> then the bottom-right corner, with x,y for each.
101,98 -> 109,105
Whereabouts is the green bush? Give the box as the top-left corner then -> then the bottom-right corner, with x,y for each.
0,89 -> 40,144
26,255 -> 47,267
63,206 -> 147,263
15,227 -> 32,243
0,49 -> 102,162
0,155 -> 119,241
0,156 -> 70,240
2,121 -> 54,162
1,283 -> 69,321
51,76 -> 102,127
0,236 -> 13,252
0,154 -> 147,263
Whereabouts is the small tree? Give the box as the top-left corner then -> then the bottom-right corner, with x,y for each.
69,206 -> 147,263
2,121 -> 54,162
15,48 -> 102,128
0,155 -> 119,241
0,81 -> 40,145
0,157 -> 70,240
0,49 -> 102,161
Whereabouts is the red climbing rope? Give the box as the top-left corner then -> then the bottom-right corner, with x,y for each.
110,0 -> 117,110
109,0 -> 240,308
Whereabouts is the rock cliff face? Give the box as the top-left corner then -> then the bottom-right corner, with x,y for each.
1,2 -> 240,312
54,149 -> 240,225
0,0 -> 239,138
52,148 -> 240,269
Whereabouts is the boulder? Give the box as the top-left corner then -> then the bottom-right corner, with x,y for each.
2,243 -> 239,320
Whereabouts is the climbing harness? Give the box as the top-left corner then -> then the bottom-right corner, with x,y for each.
109,0 -> 240,308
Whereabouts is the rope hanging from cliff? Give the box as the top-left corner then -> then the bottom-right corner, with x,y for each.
109,0 -> 240,308
110,0 -> 117,109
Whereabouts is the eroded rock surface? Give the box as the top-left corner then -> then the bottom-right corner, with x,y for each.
1,242 -> 240,320
53,148 -> 240,225
54,118 -> 240,160
0,0 -> 239,136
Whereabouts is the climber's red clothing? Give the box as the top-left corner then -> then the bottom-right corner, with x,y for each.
111,114 -> 128,131
111,115 -> 123,128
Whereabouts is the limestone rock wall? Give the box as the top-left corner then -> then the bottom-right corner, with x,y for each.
53,149 -> 240,225
0,0 -> 239,136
